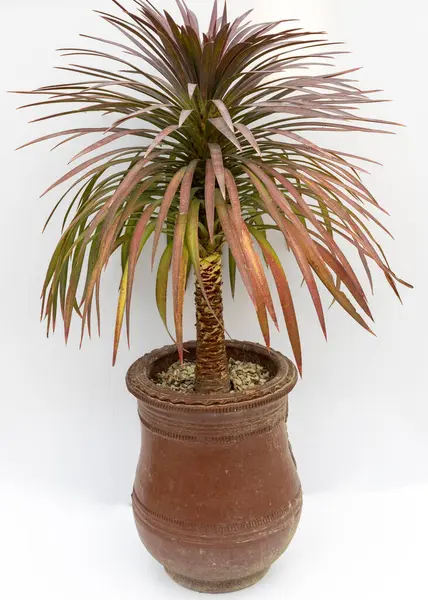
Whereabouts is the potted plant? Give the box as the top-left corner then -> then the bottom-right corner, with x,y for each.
17,0 -> 410,593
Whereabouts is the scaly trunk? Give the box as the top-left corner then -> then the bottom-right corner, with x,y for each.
194,252 -> 230,393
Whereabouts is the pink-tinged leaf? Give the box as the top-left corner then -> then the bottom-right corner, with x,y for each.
287,219 -> 375,334
224,169 -> 242,227
151,166 -> 187,267
234,123 -> 262,156
106,104 -> 171,131
208,0 -> 218,36
246,168 -> 327,338
16,127 -> 110,151
156,242 -> 174,339
125,205 -> 157,342
212,99 -> 234,132
70,130 -> 135,163
175,0 -> 191,26
40,148 -> 130,197
215,194 -> 270,346
205,159 -> 215,243
287,167 -> 389,274
208,143 -> 226,198
179,159 -> 198,212
112,262 -> 128,366
228,10 -> 254,40
248,164 -> 373,333
384,272 -> 402,303
359,249 -> 374,293
187,8 -> 200,35
51,131 -> 93,152
314,242 -> 373,319
264,165 -> 368,306
221,2 -> 228,27
215,193 -> 255,306
209,117 -> 242,150
240,224 -> 279,330
188,83 -> 197,98
78,160 -> 158,335
249,225 -> 302,375
144,124 -> 178,158
171,213 -> 189,362
82,161 -> 159,254
269,128 -> 326,154
179,109 -> 193,126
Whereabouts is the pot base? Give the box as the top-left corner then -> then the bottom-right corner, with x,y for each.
165,568 -> 269,594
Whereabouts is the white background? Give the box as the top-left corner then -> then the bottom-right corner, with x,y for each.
0,0 -> 427,598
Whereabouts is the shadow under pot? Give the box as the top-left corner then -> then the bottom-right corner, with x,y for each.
126,339 -> 302,594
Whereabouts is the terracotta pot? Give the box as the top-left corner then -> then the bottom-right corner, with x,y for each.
126,340 -> 302,593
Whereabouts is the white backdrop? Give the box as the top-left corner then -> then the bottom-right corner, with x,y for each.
1,1 -> 427,599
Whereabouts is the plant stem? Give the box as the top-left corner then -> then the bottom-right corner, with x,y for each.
194,252 -> 230,393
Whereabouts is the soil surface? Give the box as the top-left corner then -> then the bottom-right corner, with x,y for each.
154,358 -> 272,393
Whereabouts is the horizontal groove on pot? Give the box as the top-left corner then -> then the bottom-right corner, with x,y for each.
137,410 -> 286,443
132,487 -> 303,542
137,391 -> 288,442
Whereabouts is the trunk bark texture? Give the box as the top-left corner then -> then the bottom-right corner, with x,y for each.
194,252 -> 230,393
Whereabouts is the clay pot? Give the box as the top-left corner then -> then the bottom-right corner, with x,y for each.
126,340 -> 302,593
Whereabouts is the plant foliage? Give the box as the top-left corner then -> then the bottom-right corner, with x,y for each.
17,0 -> 411,371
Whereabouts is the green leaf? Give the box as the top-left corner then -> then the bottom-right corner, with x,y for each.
228,250 -> 237,298
155,242 -> 174,336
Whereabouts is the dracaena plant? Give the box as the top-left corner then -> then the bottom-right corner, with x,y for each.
17,0 -> 410,392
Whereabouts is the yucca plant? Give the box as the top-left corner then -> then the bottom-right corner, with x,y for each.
18,0 -> 410,393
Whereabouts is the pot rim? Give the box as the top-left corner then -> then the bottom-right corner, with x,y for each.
126,340 -> 297,410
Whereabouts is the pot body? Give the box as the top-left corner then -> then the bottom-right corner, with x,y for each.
126,341 -> 302,593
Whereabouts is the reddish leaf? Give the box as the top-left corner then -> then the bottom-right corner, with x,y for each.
179,159 -> 198,212
70,130 -> 135,162
224,169 -> 242,226
249,225 -> 302,375
246,167 -> 327,338
40,148 -> 132,197
151,166 -> 187,267
188,83 -> 197,98
240,224 -> 279,330
248,164 -> 374,332
210,117 -> 242,150
314,242 -> 373,319
212,99 -> 234,131
235,123 -> 262,156
144,124 -> 178,158
179,109 -> 193,126
208,0 -> 218,37
208,143 -> 226,198
359,249 -> 374,293
216,194 -> 270,346
205,159 -> 216,243
264,164 -> 369,308
16,127 -> 111,150
106,104 -> 171,131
